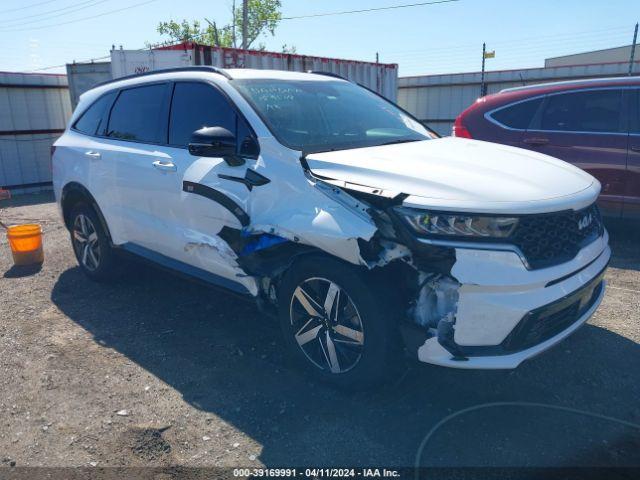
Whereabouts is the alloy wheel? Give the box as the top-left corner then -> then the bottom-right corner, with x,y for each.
72,214 -> 101,271
289,277 -> 365,374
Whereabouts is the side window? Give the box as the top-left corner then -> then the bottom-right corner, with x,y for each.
490,98 -> 542,129
631,88 -> 640,134
169,82 -> 236,146
169,82 -> 259,157
73,91 -> 116,136
540,89 -> 623,133
107,84 -> 169,143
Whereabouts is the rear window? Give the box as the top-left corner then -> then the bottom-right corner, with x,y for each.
107,84 -> 169,143
540,89 -> 623,133
490,98 -> 542,129
74,92 -> 116,136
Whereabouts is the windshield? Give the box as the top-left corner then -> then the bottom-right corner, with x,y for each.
232,79 -> 431,153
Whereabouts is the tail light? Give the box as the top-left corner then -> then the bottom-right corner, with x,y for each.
452,116 -> 472,138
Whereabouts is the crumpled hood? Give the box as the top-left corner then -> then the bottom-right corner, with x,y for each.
305,137 -> 600,214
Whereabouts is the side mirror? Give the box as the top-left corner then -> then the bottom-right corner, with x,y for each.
188,127 -> 245,166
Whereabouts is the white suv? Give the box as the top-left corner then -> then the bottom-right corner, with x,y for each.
53,67 -> 609,388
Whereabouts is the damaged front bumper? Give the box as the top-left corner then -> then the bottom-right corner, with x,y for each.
414,231 -> 610,369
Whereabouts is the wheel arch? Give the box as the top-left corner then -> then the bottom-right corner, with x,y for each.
61,182 -> 113,243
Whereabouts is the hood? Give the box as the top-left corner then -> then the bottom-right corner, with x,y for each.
305,137 -> 600,214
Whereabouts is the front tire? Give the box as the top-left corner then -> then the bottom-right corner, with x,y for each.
278,256 -> 400,389
69,203 -> 121,282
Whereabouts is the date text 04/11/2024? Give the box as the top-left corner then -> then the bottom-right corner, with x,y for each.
232,468 -> 401,478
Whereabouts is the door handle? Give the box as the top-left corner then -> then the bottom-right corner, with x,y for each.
523,137 -> 549,146
630,145 -> 640,152
85,151 -> 101,159
152,160 -> 177,172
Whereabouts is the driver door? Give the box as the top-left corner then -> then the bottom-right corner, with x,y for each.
146,81 -> 261,290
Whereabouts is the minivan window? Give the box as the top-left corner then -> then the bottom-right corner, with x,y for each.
232,79 -> 430,153
540,89 -> 623,133
169,82 -> 236,146
74,92 -> 116,136
490,98 -> 542,129
107,84 -> 168,143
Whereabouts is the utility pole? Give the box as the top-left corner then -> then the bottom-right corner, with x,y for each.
242,0 -> 249,50
232,0 -> 237,48
629,22 -> 638,76
480,42 -> 486,97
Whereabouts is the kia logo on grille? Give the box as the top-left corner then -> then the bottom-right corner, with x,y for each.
578,213 -> 593,230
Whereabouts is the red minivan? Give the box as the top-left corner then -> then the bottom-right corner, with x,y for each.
453,77 -> 640,219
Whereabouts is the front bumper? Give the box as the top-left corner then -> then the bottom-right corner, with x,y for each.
416,231 -> 610,369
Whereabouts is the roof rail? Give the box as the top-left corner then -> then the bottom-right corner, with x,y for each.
307,70 -> 349,81
94,66 -> 232,88
499,75 -> 640,94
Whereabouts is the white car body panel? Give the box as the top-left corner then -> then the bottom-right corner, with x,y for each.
52,68 -> 610,371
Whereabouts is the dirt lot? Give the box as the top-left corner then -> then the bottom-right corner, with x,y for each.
1,193 -> 639,472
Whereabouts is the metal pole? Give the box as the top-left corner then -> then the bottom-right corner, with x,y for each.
242,0 -> 249,50
232,0 -> 237,48
480,42 -> 486,96
629,23 -> 638,76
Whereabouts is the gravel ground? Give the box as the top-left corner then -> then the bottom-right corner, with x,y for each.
0,193 -> 639,472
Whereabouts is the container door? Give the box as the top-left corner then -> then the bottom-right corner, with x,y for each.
520,88 -> 627,218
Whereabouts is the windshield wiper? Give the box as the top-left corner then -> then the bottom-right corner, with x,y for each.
379,139 -> 422,146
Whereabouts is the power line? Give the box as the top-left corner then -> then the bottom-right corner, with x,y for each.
0,0 -> 110,29
147,0 -> 461,47
278,0 -> 460,20
30,55 -> 111,72
0,0 -> 59,14
0,0 -> 160,33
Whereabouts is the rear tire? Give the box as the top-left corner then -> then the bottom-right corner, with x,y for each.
69,202 -> 121,282
278,255 -> 400,390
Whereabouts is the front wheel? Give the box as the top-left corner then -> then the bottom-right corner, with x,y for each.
278,256 -> 400,389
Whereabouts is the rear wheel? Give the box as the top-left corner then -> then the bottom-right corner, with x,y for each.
278,256 -> 400,389
69,203 -> 121,281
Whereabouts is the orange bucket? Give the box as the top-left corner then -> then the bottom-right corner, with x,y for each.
6,224 -> 44,266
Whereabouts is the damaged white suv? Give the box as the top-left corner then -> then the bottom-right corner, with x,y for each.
53,67 -> 609,388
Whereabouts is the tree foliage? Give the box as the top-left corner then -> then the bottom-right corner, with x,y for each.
154,0 -> 286,51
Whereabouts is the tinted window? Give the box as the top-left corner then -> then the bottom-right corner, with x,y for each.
74,92 -> 116,135
169,83 -> 236,146
540,89 -> 623,133
490,98 -> 542,129
632,88 -> 640,134
107,84 -> 169,143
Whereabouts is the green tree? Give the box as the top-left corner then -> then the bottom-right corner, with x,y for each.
153,0 -> 285,50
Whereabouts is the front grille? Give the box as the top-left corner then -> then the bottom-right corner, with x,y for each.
511,203 -> 603,269
502,270 -> 605,353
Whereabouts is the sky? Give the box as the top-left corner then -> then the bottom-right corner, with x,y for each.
0,0 -> 638,76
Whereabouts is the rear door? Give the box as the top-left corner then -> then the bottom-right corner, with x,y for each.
626,88 -> 640,219
520,88 -> 628,218
101,82 -> 173,248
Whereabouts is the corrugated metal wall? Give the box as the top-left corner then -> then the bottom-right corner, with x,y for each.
0,72 -> 71,193
398,60 -> 640,136
66,62 -> 111,108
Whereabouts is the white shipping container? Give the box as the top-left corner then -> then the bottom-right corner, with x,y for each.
110,44 -> 398,101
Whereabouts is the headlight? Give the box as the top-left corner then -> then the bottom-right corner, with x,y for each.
395,207 -> 518,239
